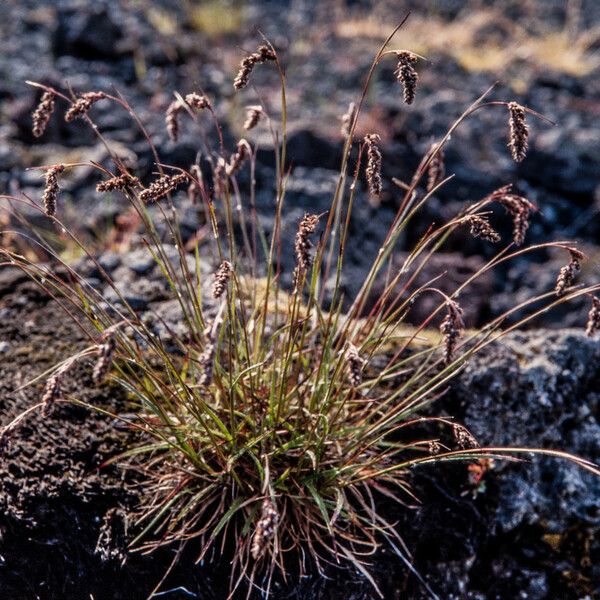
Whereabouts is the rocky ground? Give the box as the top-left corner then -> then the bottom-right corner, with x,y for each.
1,0 -> 600,598
1,249 -> 598,599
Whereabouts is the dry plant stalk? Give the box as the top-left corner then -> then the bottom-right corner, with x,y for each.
65,91 -> 107,122
251,498 -> 279,559
440,300 -> 464,365
139,173 -> 188,204
395,51 -> 419,105
341,102 -> 357,137
234,45 -> 276,90
292,213 -> 320,291
43,164 -> 65,217
345,342 -> 366,387
243,105 -> 264,131
466,215 -> 501,243
585,295 -> 600,337
555,248 -> 584,296
96,173 -> 140,193
32,90 -> 55,137
212,260 -> 233,299
507,102 -> 529,162
364,133 -> 382,200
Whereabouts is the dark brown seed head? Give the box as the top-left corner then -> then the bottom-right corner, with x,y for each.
426,143 -> 445,192
165,100 -> 183,142
364,133 -> 382,200
185,93 -> 212,112
226,139 -> 251,176
41,362 -> 72,417
345,342 -> 366,388
341,102 -> 357,138
251,498 -> 279,560
292,213 -> 320,291
243,105 -> 264,131
555,248 -> 584,296
212,260 -> 233,299
490,185 -> 536,246
466,215 -> 501,243
65,91 -> 107,122
43,164 -> 65,217
440,300 -> 464,365
585,295 -> 600,337
233,44 -> 276,90
32,90 -> 56,138
428,440 -> 442,455
452,423 -> 479,449
96,173 -> 140,193
507,101 -> 529,162
139,172 -> 188,204
395,51 -> 419,105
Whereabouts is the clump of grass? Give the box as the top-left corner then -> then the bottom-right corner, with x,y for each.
2,17 -> 600,600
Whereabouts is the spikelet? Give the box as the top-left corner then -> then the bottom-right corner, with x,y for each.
234,45 -> 276,90
165,99 -> 183,142
364,133 -> 382,200
345,342 -> 366,387
185,93 -> 212,112
395,51 -> 419,105
65,91 -> 107,122
466,215 -> 500,243
251,498 -> 279,560
585,295 -> 600,337
41,373 -> 62,417
340,102 -> 356,138
93,331 -> 117,385
243,105 -> 264,130
32,90 -> 56,138
41,363 -> 72,417
96,173 -> 140,193
555,248 -> 584,296
426,143 -> 445,192
188,164 -> 203,203
440,300 -> 464,365
213,158 -> 227,197
226,139 -> 251,176
198,319 -> 221,386
428,440 -> 442,455
43,164 -> 65,217
452,423 -> 479,449
139,172 -> 188,204
507,102 -> 529,162
292,213 -> 320,291
490,185 -> 535,246
212,260 -> 233,299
